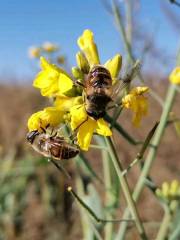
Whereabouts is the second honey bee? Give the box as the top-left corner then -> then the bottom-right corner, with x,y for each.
27,130 -> 80,160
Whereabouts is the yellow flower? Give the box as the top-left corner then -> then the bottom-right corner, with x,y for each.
33,57 -> 73,97
77,29 -> 100,66
169,67 -> 180,84
77,30 -> 122,82
54,96 -> 83,111
28,46 -> 41,58
156,180 -> 180,202
42,41 -> 59,53
122,86 -> 149,127
28,107 -> 65,131
70,104 -> 112,151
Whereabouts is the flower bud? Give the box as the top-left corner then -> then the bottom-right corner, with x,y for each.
76,52 -> 90,74
72,67 -> 84,80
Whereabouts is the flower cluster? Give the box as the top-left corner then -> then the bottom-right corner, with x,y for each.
27,29 -> 149,151
122,87 -> 149,127
156,180 -> 180,203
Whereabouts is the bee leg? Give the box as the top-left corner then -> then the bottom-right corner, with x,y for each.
74,80 -> 85,88
45,123 -> 50,129
49,158 -> 72,179
51,130 -> 57,138
107,103 -> 122,110
40,127 -> 46,133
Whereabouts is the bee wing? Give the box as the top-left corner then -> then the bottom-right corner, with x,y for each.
111,60 -> 141,100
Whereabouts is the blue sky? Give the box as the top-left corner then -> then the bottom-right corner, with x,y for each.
0,0 -> 179,82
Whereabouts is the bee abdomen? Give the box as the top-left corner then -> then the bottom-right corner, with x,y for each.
50,144 -> 79,160
61,146 -> 80,159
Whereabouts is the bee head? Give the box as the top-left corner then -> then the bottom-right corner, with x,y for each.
26,130 -> 40,144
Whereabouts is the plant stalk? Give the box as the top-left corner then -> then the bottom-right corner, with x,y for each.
115,83 -> 177,240
156,207 -> 171,240
105,136 -> 148,240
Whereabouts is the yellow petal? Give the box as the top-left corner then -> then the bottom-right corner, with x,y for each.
58,73 -> 73,94
96,118 -> 112,136
33,57 -> 73,97
131,86 -> 149,95
55,96 -> 83,111
170,180 -> 180,196
122,94 -> 135,109
104,54 -> 122,80
27,107 -> 64,131
70,104 -> 88,130
162,182 -> 169,198
132,112 -> 143,127
169,67 -> 180,84
77,117 -> 96,151
77,29 -> 100,66
122,87 -> 149,127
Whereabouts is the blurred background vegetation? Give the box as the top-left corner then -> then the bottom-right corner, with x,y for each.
0,0 -> 180,239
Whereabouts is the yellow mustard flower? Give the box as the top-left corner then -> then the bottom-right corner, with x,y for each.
28,107 -> 65,131
122,86 -> 149,127
33,57 -> 73,97
78,29 -> 100,67
42,41 -> 59,53
28,46 -> 41,58
156,180 -> 180,202
169,67 -> 180,84
77,30 -> 122,82
70,104 -> 112,151
28,96 -> 82,132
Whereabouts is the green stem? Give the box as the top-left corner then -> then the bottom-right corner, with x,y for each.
156,207 -> 171,240
112,0 -> 134,64
103,150 -> 114,239
105,114 -> 142,145
68,186 -> 132,224
116,84 -> 177,240
105,137 -> 148,240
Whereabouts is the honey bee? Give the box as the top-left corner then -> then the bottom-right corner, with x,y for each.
84,65 -> 113,120
26,130 -> 80,160
83,61 -> 140,120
